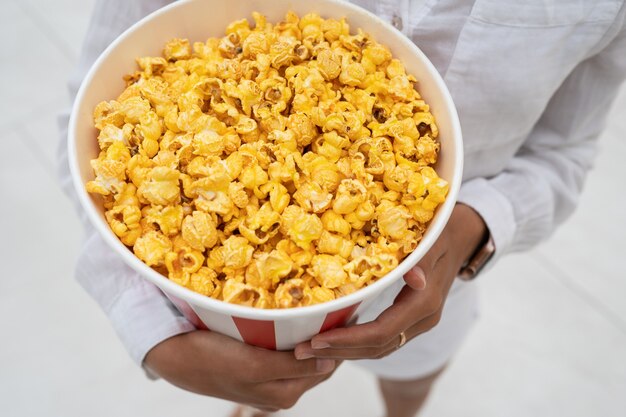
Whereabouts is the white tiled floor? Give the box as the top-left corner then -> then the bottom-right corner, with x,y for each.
1,1 -> 625,416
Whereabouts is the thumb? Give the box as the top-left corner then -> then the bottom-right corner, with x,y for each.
404,264 -> 427,290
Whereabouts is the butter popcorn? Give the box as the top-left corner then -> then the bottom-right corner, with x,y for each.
280,205 -> 323,250
138,166 -> 180,205
181,211 -> 218,251
221,236 -> 254,270
133,230 -> 172,267
309,254 -> 348,289
87,11 -> 448,308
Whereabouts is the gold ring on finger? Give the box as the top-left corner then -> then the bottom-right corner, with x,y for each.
398,331 -> 407,348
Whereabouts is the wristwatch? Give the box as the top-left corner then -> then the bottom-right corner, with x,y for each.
458,233 -> 495,280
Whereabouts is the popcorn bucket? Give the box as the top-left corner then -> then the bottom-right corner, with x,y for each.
69,0 -> 463,349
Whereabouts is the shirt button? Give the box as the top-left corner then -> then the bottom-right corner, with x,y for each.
391,14 -> 403,31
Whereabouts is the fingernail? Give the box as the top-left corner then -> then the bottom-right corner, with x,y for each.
311,340 -> 330,349
415,273 -> 426,290
407,267 -> 427,290
296,351 -> 314,360
316,359 -> 335,373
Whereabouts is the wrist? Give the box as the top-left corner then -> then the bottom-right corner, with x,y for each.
144,332 -> 192,378
446,203 -> 489,270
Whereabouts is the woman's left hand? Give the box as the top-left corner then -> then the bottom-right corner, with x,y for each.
294,203 -> 488,361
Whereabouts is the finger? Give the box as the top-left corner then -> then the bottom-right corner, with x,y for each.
296,311 -> 441,360
255,370 -> 338,410
404,311 -> 442,341
296,342 -> 396,360
404,265 -> 427,290
307,284 -> 430,350
251,349 -> 336,381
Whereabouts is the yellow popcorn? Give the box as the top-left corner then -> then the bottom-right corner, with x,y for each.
276,239 -> 313,268
105,205 -> 142,246
181,211 -> 218,251
362,43 -> 392,66
321,17 -> 349,41
302,152 -> 341,192
315,49 -> 342,80
415,135 -> 440,165
96,123 -> 132,151
189,267 -> 222,298
228,181 -> 249,209
239,162 -> 269,194
246,249 -> 293,290
383,163 -> 413,192
152,149 -> 179,169
274,278 -> 309,308
221,236 -> 254,270
136,56 -> 167,77
317,230 -> 354,259
105,184 -> 142,246
376,202 -> 412,240
321,210 -> 352,236
312,131 -> 348,162
339,60 -> 367,87
163,38 -> 192,61
309,254 -> 348,289
142,204 -> 184,236
299,12 -> 323,35
127,154 -> 154,188
304,286 -> 336,305
192,128 -> 225,157
86,141 -> 130,195
287,113 -> 317,147
222,279 -> 274,308
118,96 -> 151,124
133,230 -> 172,267
280,205 -> 323,250
139,110 -> 163,144
345,253 -> 398,289
239,202 -> 281,244
137,166 -> 180,205
242,33 -> 270,59
87,11 -> 447,308
333,179 -> 367,215
94,100 -> 124,130
260,181 -> 290,213
165,245 -> 205,285
293,181 -> 333,213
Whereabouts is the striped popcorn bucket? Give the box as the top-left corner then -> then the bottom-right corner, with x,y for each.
69,0 -> 463,349
164,292 -> 363,350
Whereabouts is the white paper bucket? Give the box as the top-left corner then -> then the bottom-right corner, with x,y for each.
69,0 -> 463,350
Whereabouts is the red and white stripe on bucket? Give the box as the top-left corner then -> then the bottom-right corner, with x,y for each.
165,293 -> 360,350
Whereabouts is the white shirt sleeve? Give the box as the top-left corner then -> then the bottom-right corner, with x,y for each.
57,0 -> 194,367
457,22 -> 626,268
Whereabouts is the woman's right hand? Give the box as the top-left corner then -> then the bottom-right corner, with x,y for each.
144,330 -> 338,411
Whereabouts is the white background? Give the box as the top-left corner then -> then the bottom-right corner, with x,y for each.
1,1 -> 625,416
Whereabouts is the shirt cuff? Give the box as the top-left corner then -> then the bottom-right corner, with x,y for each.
107,280 -> 196,367
456,177 -> 517,273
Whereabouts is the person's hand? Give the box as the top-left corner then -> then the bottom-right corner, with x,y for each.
293,203 -> 488,360
144,330 -> 338,411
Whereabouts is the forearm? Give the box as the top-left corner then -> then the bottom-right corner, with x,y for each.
446,203 -> 488,271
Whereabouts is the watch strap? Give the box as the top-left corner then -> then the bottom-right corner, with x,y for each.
458,233 -> 495,280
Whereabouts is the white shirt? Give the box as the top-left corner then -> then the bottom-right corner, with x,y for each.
58,0 -> 626,365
